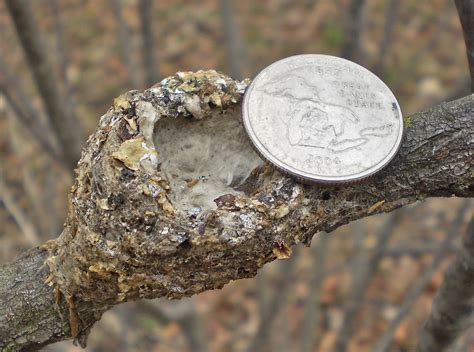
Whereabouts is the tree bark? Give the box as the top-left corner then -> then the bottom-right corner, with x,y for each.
0,247 -> 106,351
5,0 -> 83,170
0,71 -> 472,350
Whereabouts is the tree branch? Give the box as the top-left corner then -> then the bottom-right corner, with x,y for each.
5,0 -> 83,169
0,71 -> 472,350
136,299 -> 209,352
455,0 -> 474,92
299,233 -> 331,352
111,0 -> 141,89
374,201 -> 470,352
138,0 -> 159,87
334,212 -> 401,351
247,248 -> 301,352
49,0 -> 79,133
218,0 -> 248,79
0,247 -> 105,351
382,243 -> 460,258
341,0 -> 367,62
0,169 -> 40,246
393,1 -> 452,93
0,56 -> 63,166
416,214 -> 474,351
373,0 -> 400,77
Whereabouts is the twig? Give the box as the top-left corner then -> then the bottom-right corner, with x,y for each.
453,328 -> 474,352
256,266 -> 269,327
49,0 -> 68,88
439,77 -> 471,103
111,0 -> 141,89
247,248 -> 301,352
6,113 -> 64,238
175,299 -> 209,352
373,0 -> 400,77
138,299 -> 209,352
0,168 -> 40,246
218,0 -> 248,79
49,0 -> 79,129
416,204 -> 474,351
383,243 -> 460,258
393,2 -> 453,92
138,0 -> 159,87
299,232 -> 331,352
0,82 -> 62,166
374,201 -> 471,352
5,0 -> 83,169
454,0 -> 474,92
341,0 -> 367,62
0,53 -> 63,166
334,211 -> 402,351
304,0 -> 320,10
277,304 -> 292,352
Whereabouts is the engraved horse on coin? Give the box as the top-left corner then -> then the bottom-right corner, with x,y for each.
259,75 -> 393,153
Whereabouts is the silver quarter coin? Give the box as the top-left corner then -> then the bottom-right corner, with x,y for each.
242,54 -> 404,184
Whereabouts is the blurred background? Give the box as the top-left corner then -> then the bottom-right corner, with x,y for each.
0,0 -> 472,351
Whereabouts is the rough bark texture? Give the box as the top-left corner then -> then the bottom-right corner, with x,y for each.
5,0 -> 83,169
0,71 -> 472,351
0,247 -> 107,351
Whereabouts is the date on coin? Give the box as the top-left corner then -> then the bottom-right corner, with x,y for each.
242,54 -> 404,184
